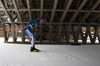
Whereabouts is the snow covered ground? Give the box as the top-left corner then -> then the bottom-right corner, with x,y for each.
0,37 -> 100,66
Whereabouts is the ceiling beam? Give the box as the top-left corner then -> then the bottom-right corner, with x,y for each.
0,0 -> 12,22
85,0 -> 93,10
6,22 -> 99,25
50,0 -> 58,22
75,0 -> 81,9
90,14 -> 100,23
12,0 -> 22,21
80,0 -> 100,23
41,0 -> 44,17
70,0 -> 88,22
1,9 -> 100,13
60,0 -> 73,22
64,0 -> 68,9
26,0 -> 32,20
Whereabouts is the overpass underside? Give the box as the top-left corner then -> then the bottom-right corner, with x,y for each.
0,0 -> 100,44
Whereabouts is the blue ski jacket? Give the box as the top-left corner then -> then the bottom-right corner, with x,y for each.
26,20 -> 40,30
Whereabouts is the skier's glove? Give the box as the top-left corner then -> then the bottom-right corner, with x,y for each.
23,26 -> 27,30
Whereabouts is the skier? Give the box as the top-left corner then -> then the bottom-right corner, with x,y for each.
24,17 -> 44,52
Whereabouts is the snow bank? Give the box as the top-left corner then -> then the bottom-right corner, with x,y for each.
0,38 -> 100,66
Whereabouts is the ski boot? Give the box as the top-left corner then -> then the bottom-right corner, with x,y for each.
30,47 -> 40,52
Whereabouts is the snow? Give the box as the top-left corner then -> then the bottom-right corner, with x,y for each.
0,37 -> 100,66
